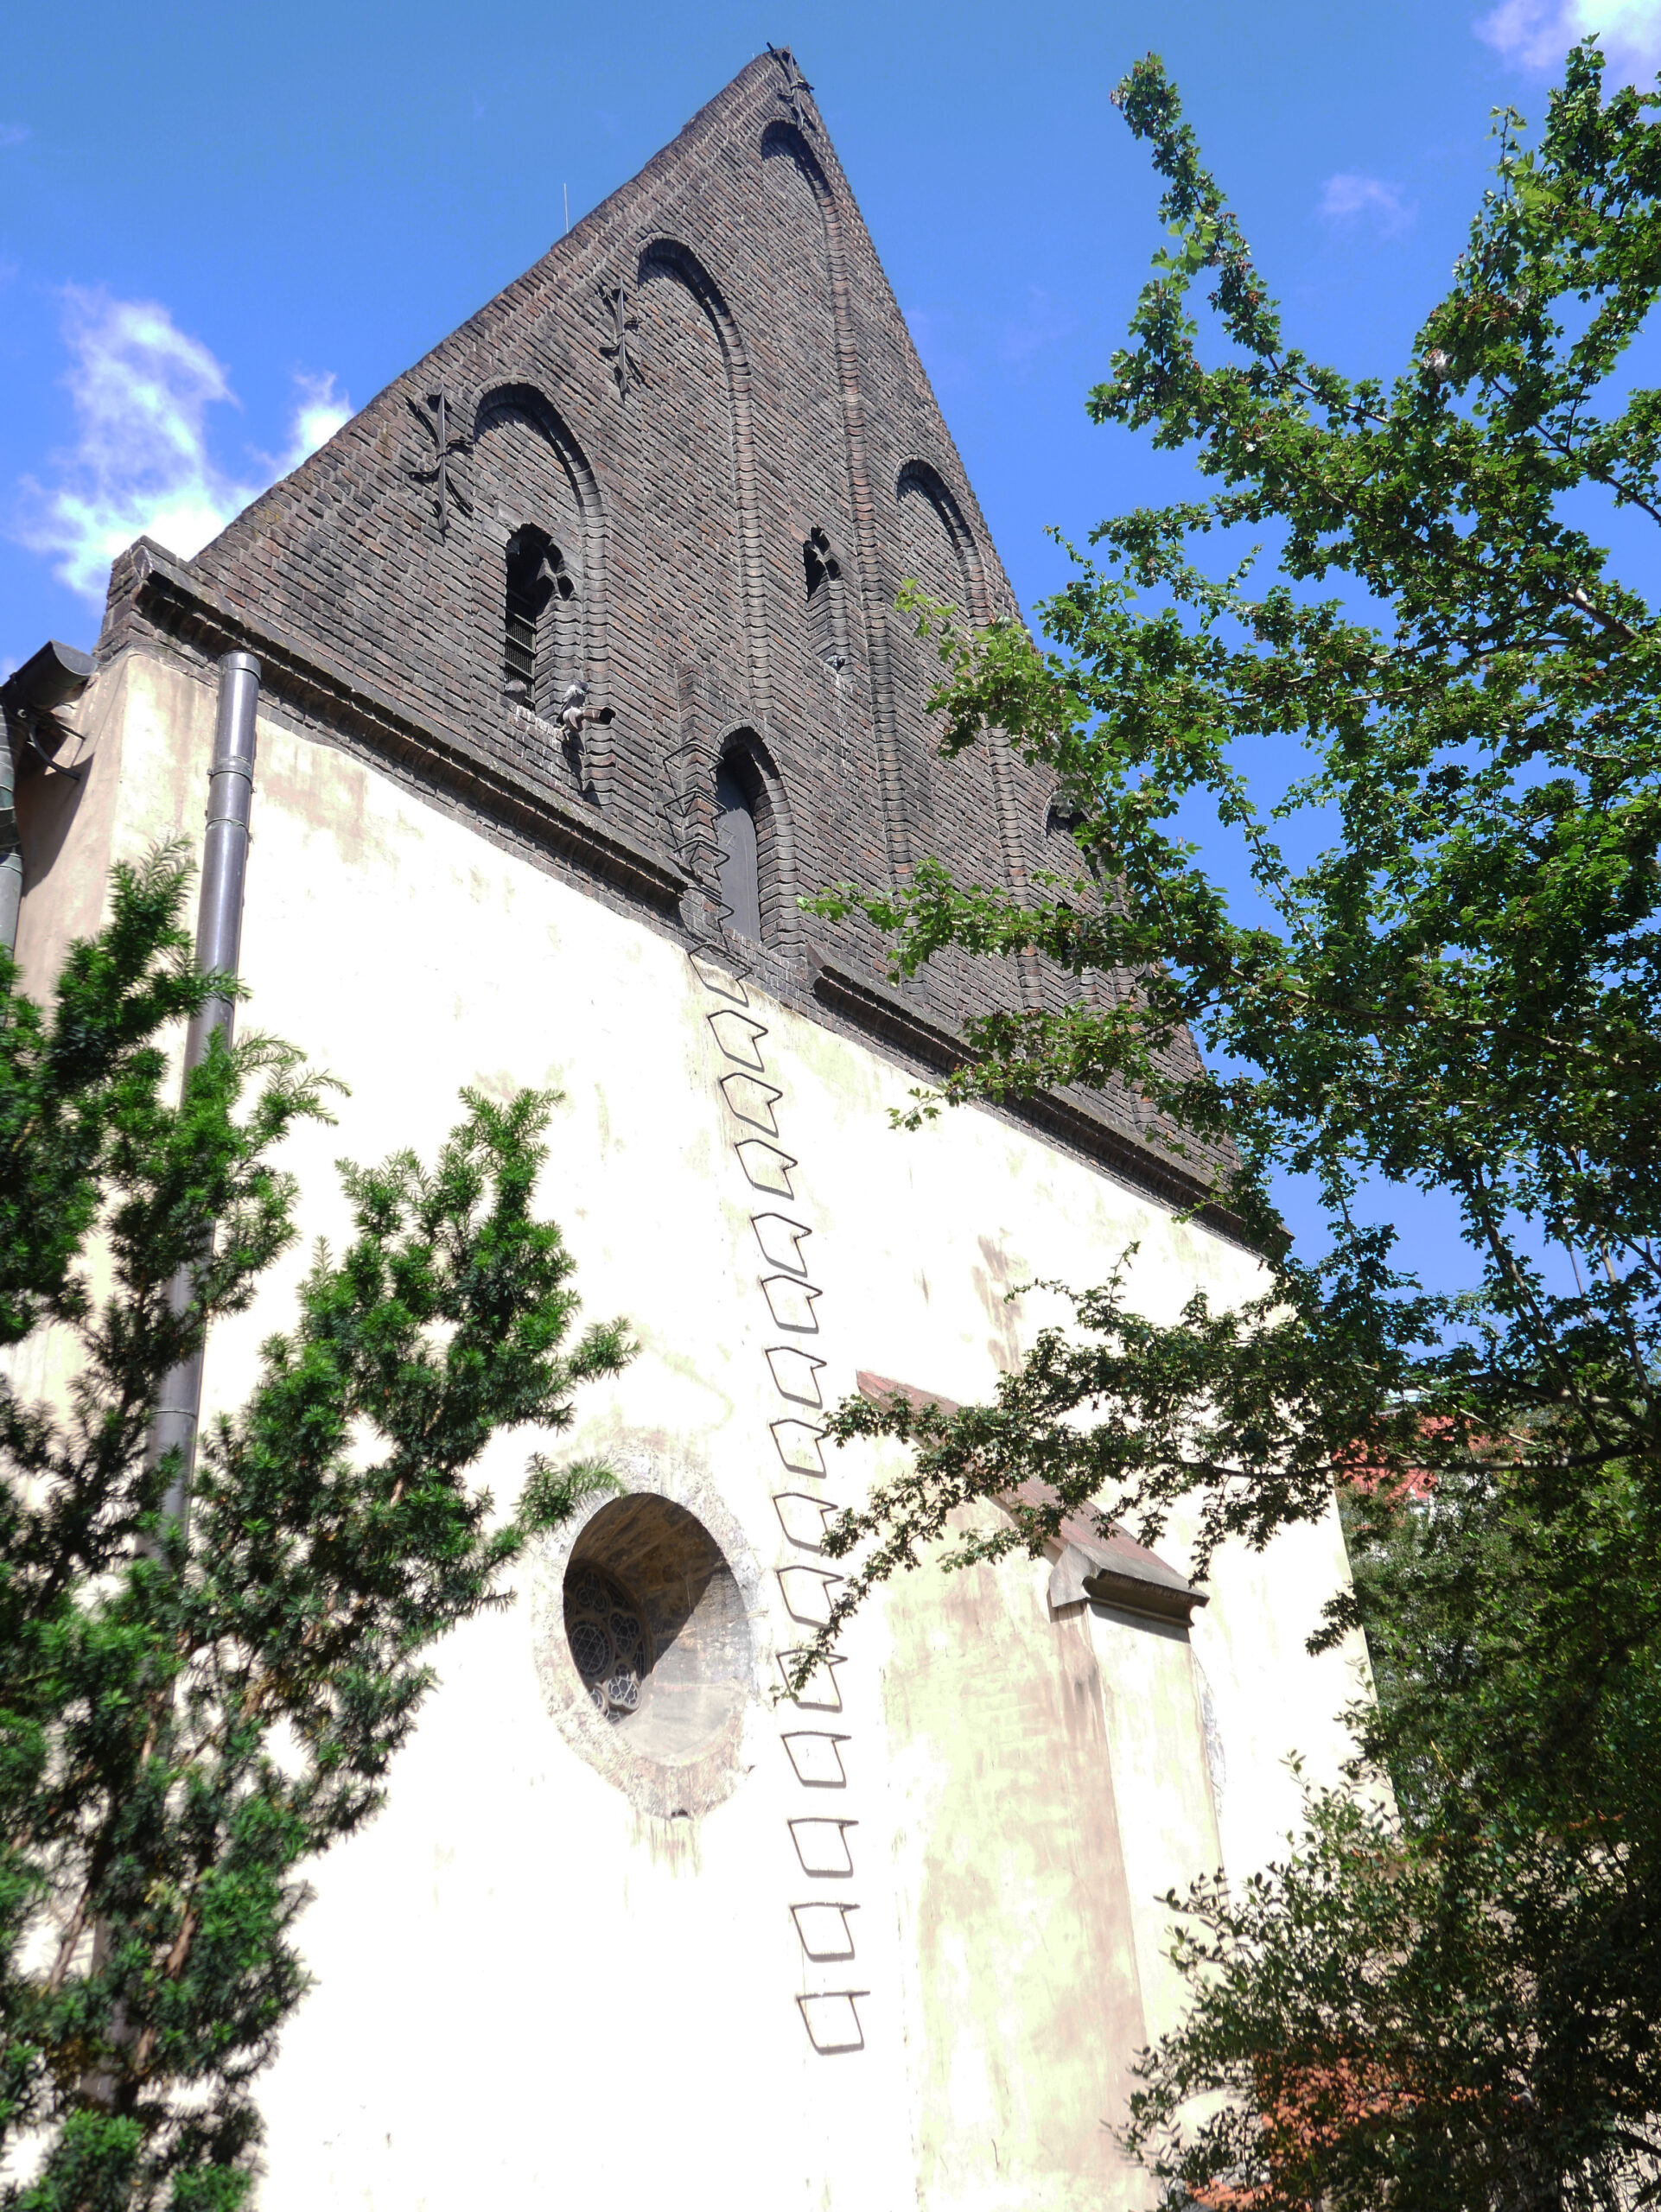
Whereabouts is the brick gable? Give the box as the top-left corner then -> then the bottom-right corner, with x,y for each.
101,48 -> 1233,1219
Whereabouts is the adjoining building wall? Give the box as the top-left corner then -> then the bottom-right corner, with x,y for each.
12,645 -> 1365,2209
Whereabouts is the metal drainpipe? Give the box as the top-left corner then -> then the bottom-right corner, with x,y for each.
149,650 -> 262,1532
0,709 -> 19,959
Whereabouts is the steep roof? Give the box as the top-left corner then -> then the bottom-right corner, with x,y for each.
98,48 -> 1237,1225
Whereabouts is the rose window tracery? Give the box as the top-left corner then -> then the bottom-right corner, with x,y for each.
563,1565 -> 652,1721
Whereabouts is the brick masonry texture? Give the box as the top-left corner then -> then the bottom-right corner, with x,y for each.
102,49 -> 1229,1204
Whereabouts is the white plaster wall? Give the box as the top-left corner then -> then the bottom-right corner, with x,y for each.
1087,1604 -> 1223,2050
13,649 -> 1371,2212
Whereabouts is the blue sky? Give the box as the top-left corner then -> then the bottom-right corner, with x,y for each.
3,0 -> 1655,1276
9,0 -> 1657,665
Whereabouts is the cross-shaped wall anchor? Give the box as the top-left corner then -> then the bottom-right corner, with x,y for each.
597,283 -> 643,396
767,43 -> 816,131
403,385 -> 473,535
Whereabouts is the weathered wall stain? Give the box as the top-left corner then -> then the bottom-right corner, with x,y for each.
973,1234 -> 1028,1374
881,1511 -> 1149,2210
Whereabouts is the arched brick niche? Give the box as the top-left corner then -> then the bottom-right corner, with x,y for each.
760,115 -> 911,887
894,458 -> 987,621
891,459 -> 1005,1012
756,123 -> 842,467
473,383 -> 613,796
635,238 -> 772,728
529,1448 -> 767,1821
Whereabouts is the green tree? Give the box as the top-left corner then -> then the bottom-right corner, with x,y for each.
0,851 -> 629,2209
809,41 -> 1661,2209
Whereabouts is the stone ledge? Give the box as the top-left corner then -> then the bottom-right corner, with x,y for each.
809,949 -> 1244,1238
854,1371 -> 1207,1624
107,539 -> 690,918
806,948 -> 963,1073
99,543 -> 1250,1243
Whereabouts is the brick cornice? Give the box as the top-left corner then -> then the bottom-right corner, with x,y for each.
808,950 -> 1249,1241
108,539 -> 690,918
99,536 -> 1256,1247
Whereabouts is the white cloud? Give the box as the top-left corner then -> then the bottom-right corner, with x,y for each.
1319,172 -> 1416,237
998,285 -> 1079,367
0,125 -> 29,149
1476,0 -> 1661,77
904,304 -> 974,392
249,370 -> 352,480
904,291 -> 1083,396
288,371 -> 351,461
12,287 -> 350,604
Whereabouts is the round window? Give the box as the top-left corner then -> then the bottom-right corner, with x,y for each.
563,1564 -> 652,1722
554,1491 -> 754,1781
532,1459 -> 765,1821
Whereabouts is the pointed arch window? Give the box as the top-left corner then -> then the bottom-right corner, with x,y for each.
714,759 -> 761,941
503,525 -> 576,708
1046,799 -> 1111,898
803,527 -> 848,670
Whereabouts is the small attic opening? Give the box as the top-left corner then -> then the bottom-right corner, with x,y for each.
503,526 -> 574,705
1046,797 -> 1109,897
803,528 -> 846,670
